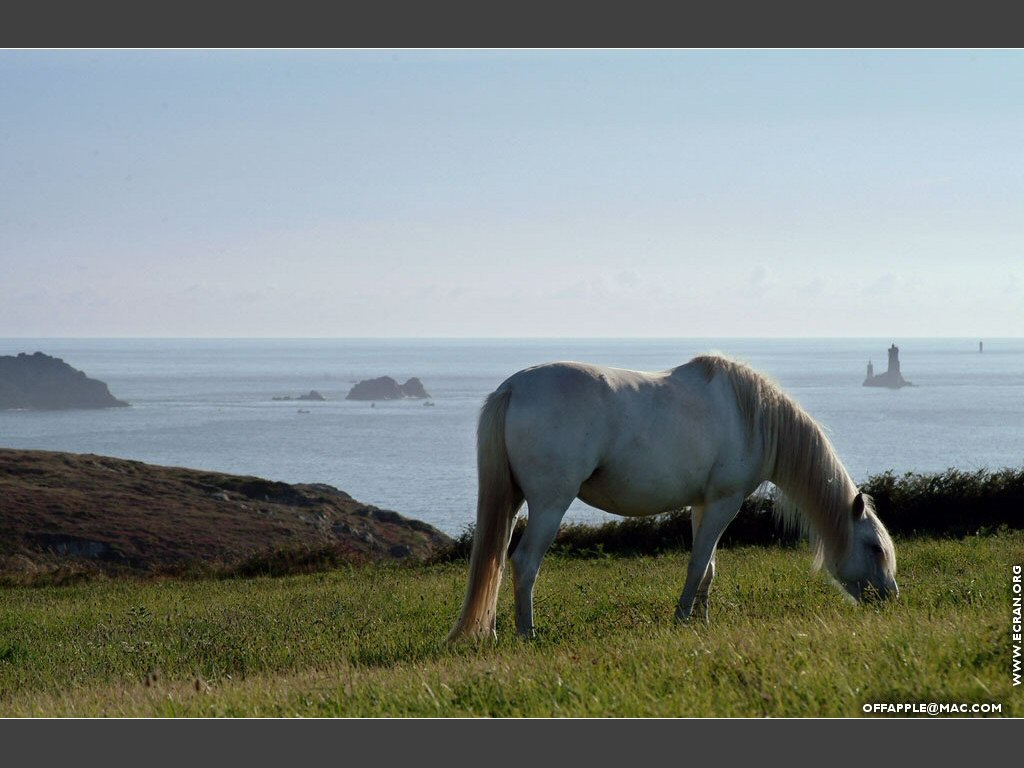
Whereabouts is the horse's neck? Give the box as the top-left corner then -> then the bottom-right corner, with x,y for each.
764,405 -> 855,556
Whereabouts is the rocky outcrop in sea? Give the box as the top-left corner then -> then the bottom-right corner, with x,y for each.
273,390 -> 326,402
345,376 -> 431,401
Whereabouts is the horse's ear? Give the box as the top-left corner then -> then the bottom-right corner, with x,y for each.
852,492 -> 866,520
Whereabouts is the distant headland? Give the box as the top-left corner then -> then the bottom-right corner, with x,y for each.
863,344 -> 913,389
0,352 -> 129,410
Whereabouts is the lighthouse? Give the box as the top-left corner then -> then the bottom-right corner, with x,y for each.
864,344 -> 912,388
887,344 -> 900,376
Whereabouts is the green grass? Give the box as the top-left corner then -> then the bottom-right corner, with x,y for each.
1,532 -> 1020,717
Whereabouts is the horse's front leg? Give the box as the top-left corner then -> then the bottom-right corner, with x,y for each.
675,493 -> 743,624
688,504 -> 714,621
694,556 -> 716,622
510,499 -> 569,638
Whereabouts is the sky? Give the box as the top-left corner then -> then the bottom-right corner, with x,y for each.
1,49 -> 1021,338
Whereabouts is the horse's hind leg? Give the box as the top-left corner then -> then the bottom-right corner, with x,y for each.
676,493 -> 743,624
510,495 -> 573,639
690,504 -> 716,621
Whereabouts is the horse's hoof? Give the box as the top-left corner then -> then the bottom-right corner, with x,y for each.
674,609 -> 691,624
446,626 -> 497,645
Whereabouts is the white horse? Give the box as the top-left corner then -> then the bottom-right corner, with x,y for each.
449,354 -> 898,641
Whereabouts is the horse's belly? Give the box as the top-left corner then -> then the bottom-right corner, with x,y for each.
577,464 -> 703,517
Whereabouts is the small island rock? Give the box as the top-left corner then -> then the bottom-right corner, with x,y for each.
273,390 -> 326,402
345,376 -> 431,401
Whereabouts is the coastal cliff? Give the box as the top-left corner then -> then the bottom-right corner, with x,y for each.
0,449 -> 451,578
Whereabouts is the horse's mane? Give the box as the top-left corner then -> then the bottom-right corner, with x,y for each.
689,354 -> 856,567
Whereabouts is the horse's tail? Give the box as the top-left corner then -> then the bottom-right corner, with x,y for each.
448,386 -> 523,642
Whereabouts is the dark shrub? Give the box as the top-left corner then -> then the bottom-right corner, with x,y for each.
434,467 -> 1024,561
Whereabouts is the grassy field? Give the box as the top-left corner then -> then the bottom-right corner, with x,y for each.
0,531 -> 1020,717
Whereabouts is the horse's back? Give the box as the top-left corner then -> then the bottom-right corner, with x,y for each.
500,360 -> 676,436
498,362 -> 627,494
497,360 -> 744,515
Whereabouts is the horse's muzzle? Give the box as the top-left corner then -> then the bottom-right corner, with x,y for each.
861,580 -> 899,603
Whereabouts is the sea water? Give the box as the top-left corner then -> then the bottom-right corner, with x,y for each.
1,338 -> 1021,535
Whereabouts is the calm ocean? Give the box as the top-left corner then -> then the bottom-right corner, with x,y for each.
1,338 -> 1021,534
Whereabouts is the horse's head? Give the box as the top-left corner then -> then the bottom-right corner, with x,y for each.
831,492 -> 898,603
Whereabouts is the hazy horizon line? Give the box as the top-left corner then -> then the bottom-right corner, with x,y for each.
0,335 -> 1010,342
